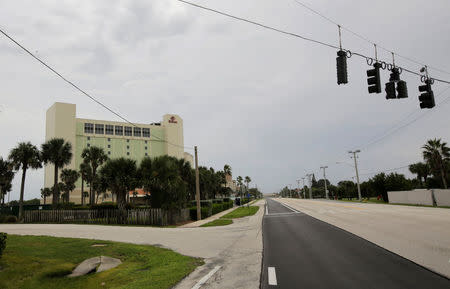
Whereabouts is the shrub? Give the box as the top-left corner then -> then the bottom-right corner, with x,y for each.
189,206 -> 212,221
0,233 -> 6,259
0,215 -> 17,223
212,203 -> 223,215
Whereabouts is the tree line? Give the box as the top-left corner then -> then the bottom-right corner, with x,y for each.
1,138 -> 255,220
279,138 -> 450,202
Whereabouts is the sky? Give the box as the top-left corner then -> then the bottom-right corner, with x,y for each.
1,0 -> 449,200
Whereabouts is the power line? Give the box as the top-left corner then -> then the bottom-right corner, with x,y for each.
291,0 -> 450,76
176,0 -> 450,85
0,27 -> 193,150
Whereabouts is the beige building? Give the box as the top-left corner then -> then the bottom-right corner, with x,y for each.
43,102 -> 193,204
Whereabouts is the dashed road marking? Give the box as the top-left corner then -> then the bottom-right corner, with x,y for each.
266,203 -> 269,215
191,265 -> 221,289
268,267 -> 278,286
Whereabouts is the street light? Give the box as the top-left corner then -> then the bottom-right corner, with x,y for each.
348,150 -> 362,201
306,174 -> 313,199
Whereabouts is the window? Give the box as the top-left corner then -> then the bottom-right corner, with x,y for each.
95,124 -> 104,134
108,151 -> 111,155
127,152 -> 130,156
124,126 -> 132,136
87,136 -> 90,140
145,140 -> 147,144
108,138 -> 111,142
115,126 -> 123,136
84,123 -> 94,134
87,143 -> 90,147
142,128 -> 150,138
127,145 -> 130,149
127,139 -> 130,143
107,144 -> 111,148
145,152 -> 148,156
105,125 -> 114,135
133,127 -> 142,137
145,146 -> 147,150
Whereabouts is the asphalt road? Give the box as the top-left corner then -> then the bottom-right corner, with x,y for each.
261,198 -> 450,289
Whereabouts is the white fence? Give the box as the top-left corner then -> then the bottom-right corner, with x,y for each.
388,189 -> 450,207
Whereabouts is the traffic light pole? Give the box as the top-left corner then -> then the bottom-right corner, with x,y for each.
349,150 -> 362,201
194,146 -> 201,221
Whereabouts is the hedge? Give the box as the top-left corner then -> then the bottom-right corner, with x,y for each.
0,232 -> 6,260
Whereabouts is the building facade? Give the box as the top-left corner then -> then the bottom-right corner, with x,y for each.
44,102 -> 193,204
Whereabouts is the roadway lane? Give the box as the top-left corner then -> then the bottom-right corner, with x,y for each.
261,198 -> 450,289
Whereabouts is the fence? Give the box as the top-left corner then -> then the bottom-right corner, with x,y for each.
23,208 -> 190,226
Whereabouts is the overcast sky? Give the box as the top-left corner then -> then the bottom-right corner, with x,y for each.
1,0 -> 449,200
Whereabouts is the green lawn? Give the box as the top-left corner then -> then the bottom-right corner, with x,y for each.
0,235 -> 203,289
200,219 -> 233,227
221,206 -> 259,219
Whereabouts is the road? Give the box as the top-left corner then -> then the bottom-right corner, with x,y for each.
261,198 -> 450,289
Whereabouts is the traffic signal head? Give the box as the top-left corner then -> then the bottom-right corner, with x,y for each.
367,63 -> 381,94
385,81 -> 396,99
389,68 -> 400,82
418,79 -> 435,109
396,80 -> 408,99
336,50 -> 348,85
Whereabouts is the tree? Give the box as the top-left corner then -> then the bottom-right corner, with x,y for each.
139,156 -> 189,210
245,176 -> 251,191
40,187 -> 52,205
422,138 -> 450,189
99,158 -> 137,221
41,138 -> 73,205
409,162 -> 430,188
224,164 -> 232,176
81,146 -> 108,205
237,176 -> 243,199
79,162 -> 91,205
8,142 -> 42,220
0,158 -> 15,205
60,169 -> 79,203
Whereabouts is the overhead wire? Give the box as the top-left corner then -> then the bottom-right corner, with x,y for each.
291,0 -> 450,77
0,27 -> 193,150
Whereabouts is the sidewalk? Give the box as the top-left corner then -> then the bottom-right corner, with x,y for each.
179,205 -> 238,228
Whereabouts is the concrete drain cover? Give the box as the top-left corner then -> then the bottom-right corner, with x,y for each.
68,256 -> 121,277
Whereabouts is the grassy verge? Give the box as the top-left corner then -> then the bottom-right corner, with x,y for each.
0,235 -> 203,289
200,219 -> 233,227
221,206 -> 259,219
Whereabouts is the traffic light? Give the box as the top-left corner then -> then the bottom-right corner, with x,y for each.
389,68 -> 400,82
385,81 -> 396,99
367,62 -> 381,93
336,50 -> 348,85
396,80 -> 408,99
418,79 -> 435,109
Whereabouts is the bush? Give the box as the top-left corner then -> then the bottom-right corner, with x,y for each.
189,206 -> 212,221
212,203 -> 223,215
0,233 -> 6,259
0,215 -> 17,223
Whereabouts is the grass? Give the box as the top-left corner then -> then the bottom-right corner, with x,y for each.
0,235 -> 203,289
221,206 -> 259,219
200,219 -> 233,227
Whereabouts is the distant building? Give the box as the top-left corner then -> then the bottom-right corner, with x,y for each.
225,173 -> 238,193
43,102 -> 193,204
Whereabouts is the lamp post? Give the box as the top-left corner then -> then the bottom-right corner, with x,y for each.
348,150 -> 362,201
320,166 -> 329,199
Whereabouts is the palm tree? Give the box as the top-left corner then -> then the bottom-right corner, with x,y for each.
79,162 -> 91,205
100,158 -> 137,222
237,176 -> 243,201
60,169 -> 80,203
245,176 -> 251,190
81,146 -> 108,205
40,188 -> 52,205
409,162 -> 430,187
0,157 -> 15,206
8,142 -> 42,220
41,138 -> 73,205
422,138 -> 450,189
224,164 -> 232,176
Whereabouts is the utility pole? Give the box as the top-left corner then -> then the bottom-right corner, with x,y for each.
301,177 -> 306,199
348,150 -> 362,201
288,184 -> 292,198
296,179 -> 301,198
320,166 -> 329,199
195,146 -> 201,220
306,174 -> 313,199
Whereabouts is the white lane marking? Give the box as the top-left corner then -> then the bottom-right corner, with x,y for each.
191,265 -> 221,289
268,267 -> 278,285
266,212 -> 299,216
278,201 -> 300,213
266,203 -> 269,215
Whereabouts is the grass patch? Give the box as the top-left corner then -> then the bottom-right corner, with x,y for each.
221,206 -> 259,219
0,235 -> 203,289
200,219 -> 233,227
